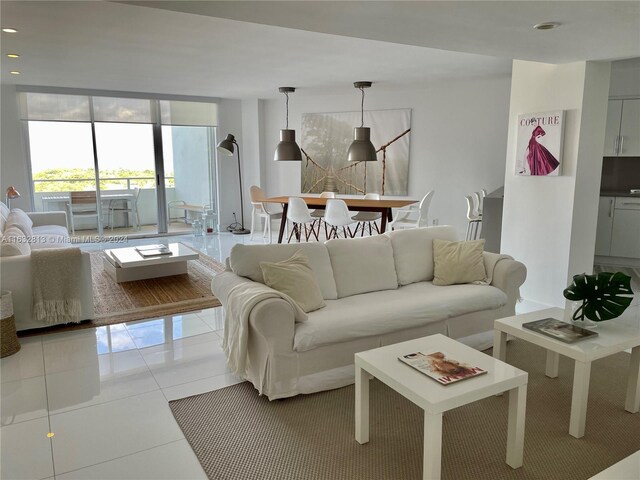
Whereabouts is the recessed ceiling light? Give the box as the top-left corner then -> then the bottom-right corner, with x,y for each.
10,71 -> 20,75
2,28 -> 18,33
533,22 -> 560,31
7,53 -> 20,58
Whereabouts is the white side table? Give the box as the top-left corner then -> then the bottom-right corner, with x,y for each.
494,307 -> 640,438
355,334 -> 528,480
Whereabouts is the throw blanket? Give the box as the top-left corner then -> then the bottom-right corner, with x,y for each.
223,281 -> 307,381
476,252 -> 514,285
32,248 -> 83,324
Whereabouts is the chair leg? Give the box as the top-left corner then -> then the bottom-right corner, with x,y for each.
287,223 -> 297,243
373,221 -> 380,234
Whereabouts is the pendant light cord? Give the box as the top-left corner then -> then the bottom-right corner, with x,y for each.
284,91 -> 289,129
359,87 -> 365,127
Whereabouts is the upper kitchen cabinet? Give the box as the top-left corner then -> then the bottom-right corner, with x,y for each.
604,98 -> 640,156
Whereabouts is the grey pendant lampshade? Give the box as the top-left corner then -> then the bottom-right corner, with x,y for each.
348,81 -> 377,162
274,87 -> 302,161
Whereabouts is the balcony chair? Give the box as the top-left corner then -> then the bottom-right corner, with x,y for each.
108,187 -> 141,231
66,191 -> 101,234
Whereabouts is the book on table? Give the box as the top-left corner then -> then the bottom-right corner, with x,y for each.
135,244 -> 172,257
522,317 -> 598,343
398,351 -> 487,385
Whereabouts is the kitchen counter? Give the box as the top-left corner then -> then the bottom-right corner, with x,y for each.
600,190 -> 640,197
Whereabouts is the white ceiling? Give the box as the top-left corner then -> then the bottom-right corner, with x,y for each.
0,1 -> 638,99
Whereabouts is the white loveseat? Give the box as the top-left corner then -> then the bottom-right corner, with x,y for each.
0,202 -> 94,331
212,226 -> 526,400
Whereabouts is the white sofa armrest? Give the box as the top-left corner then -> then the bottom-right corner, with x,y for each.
486,255 -> 527,312
27,211 -> 68,228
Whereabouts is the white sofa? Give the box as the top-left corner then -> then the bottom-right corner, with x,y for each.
0,202 -> 94,331
212,226 -> 527,400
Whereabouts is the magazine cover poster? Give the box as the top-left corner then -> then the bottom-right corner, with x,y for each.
516,110 -> 565,176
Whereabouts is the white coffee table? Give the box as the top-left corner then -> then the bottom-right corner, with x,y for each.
103,243 -> 199,283
355,334 -> 528,480
494,307 -> 640,439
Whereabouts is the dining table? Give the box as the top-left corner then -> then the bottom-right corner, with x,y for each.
262,196 -> 419,243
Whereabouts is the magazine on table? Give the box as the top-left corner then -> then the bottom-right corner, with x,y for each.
135,244 -> 171,257
522,318 -> 598,343
398,351 -> 487,385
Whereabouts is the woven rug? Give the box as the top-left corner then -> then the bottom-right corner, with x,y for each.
170,339 -> 640,480
20,248 -> 224,336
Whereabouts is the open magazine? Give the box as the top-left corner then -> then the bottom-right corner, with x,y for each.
523,318 -> 598,343
398,351 -> 487,385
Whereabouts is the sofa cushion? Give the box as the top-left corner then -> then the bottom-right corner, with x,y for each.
229,243 -> 338,300
293,281 -> 507,352
433,239 -> 486,286
260,251 -> 326,313
0,226 -> 31,256
0,202 -> 8,234
6,210 -> 33,236
325,234 -> 398,298
387,226 -> 459,285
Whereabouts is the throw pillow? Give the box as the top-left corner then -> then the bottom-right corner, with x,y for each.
0,226 -> 31,256
260,250 -> 326,313
6,209 -> 33,236
432,239 -> 486,286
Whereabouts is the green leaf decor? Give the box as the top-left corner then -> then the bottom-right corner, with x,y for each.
563,272 -> 634,322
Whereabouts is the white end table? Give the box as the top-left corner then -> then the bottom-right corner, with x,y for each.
494,307 -> 640,439
355,334 -> 528,480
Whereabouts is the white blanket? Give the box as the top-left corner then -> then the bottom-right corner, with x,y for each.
32,248 -> 83,324
477,252 -> 514,285
223,281 -> 307,381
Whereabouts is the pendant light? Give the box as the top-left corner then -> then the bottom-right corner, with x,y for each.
274,87 -> 302,161
347,81 -> 377,162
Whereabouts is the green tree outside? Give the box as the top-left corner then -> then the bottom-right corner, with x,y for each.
33,168 -> 174,192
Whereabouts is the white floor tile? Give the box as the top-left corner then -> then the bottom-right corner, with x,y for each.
162,372 -> 243,401
141,339 -> 230,388
55,439 -> 207,480
49,391 -> 184,474
1,375 -> 48,426
1,337 -> 44,384
46,355 -> 158,414
0,417 -> 54,480
127,316 -> 212,349
196,309 -> 224,331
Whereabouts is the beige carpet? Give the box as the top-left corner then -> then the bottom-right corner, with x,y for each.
20,248 -> 225,336
170,339 -> 640,480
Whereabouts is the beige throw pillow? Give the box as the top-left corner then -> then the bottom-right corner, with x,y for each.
432,239 -> 487,286
6,210 -> 33,236
260,250 -> 326,313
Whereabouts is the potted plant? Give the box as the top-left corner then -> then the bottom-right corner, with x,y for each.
563,272 -> 634,324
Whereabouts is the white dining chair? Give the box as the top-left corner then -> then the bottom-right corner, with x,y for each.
287,197 -> 319,242
249,185 -> 285,243
465,195 -> 482,240
324,198 -> 357,239
389,190 -> 434,230
108,187 -> 141,231
352,192 -> 382,236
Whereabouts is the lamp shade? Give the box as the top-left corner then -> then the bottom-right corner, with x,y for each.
5,186 -> 20,200
274,129 -> 302,161
347,127 -> 377,162
216,134 -> 236,156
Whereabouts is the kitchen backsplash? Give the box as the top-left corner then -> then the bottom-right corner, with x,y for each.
601,157 -> 640,191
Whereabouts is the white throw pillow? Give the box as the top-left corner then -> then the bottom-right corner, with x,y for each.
6,209 -> 33,236
432,239 -> 487,286
0,226 -> 31,256
325,235 -> 398,298
260,251 -> 326,313
388,226 -> 459,285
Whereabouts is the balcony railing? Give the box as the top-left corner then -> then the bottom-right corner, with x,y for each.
33,176 -> 174,192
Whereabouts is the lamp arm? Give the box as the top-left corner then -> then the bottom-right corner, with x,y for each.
234,140 -> 245,229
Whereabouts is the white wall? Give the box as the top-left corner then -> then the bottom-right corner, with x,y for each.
1,84 -> 31,211
501,60 -> 611,307
259,76 -> 512,239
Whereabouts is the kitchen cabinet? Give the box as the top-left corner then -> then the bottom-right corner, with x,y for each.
595,196 -> 615,256
609,197 -> 640,258
604,99 -> 640,157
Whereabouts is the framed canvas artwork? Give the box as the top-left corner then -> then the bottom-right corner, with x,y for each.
515,110 -> 565,176
300,109 -> 411,195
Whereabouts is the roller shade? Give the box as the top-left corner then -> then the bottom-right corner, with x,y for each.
19,92 -> 90,121
160,100 -> 218,127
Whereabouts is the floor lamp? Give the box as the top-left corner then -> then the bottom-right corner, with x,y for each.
5,186 -> 20,208
216,134 -> 250,235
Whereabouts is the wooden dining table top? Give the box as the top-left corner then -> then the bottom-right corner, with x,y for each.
262,196 -> 418,208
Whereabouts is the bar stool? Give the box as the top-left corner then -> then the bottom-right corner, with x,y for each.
465,195 -> 482,240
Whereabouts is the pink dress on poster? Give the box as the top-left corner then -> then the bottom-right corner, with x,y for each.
526,125 -> 559,175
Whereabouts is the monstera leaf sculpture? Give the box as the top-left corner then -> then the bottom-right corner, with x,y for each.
563,272 -> 634,322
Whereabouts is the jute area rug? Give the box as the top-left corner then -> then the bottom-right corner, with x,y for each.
170,339 -> 640,480
20,249 -> 225,336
